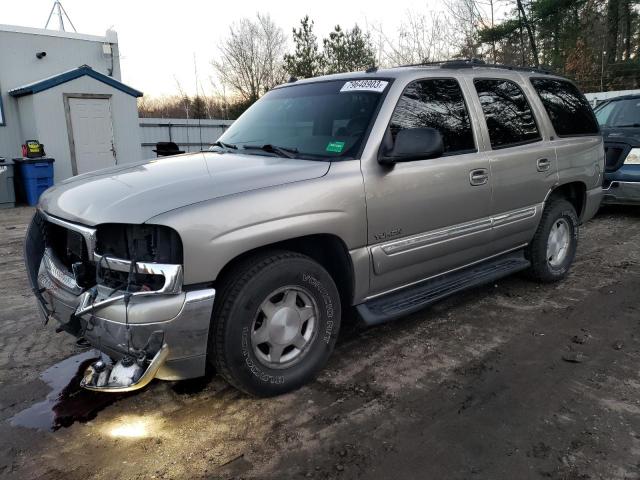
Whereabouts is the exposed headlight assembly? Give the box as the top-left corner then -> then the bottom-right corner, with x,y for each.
624,148 -> 640,165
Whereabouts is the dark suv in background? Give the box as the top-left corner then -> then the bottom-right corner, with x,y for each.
596,95 -> 640,205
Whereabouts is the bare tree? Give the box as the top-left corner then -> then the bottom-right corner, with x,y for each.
443,0 -> 483,59
371,9 -> 452,66
212,13 -> 286,103
515,0 -> 540,67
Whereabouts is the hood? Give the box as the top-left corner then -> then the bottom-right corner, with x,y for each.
601,127 -> 640,147
40,152 -> 330,225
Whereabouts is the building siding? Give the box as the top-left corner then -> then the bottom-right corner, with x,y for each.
0,25 -> 122,161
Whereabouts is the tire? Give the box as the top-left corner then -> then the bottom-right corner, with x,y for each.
209,250 -> 341,397
526,198 -> 579,283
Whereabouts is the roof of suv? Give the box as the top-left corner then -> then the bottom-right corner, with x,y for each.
278,60 -> 566,88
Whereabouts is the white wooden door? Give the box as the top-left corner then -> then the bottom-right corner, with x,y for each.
69,97 -> 116,174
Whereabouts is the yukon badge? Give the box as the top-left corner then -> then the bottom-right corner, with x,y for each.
374,228 -> 403,241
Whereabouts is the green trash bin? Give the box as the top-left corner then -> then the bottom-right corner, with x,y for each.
0,158 -> 15,209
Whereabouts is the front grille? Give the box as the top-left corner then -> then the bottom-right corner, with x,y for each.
44,221 -> 89,271
604,143 -> 631,172
43,218 -> 95,288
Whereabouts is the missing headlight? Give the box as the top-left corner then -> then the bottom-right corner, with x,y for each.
95,224 -> 183,264
95,224 -> 183,291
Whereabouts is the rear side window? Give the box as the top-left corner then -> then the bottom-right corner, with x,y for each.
389,78 -> 475,156
530,78 -> 599,136
474,79 -> 541,149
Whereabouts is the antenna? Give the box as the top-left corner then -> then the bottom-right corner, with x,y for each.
45,1 -> 77,32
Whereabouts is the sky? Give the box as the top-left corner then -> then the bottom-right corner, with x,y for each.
2,0 -> 507,97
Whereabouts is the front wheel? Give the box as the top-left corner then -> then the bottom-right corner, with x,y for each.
526,198 -> 579,283
209,251 -> 341,396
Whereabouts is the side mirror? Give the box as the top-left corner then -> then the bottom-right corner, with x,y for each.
379,127 -> 444,165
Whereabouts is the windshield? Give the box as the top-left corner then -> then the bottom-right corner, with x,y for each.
595,98 -> 640,127
213,79 -> 389,160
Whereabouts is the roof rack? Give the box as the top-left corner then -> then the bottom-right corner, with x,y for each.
394,58 -> 553,75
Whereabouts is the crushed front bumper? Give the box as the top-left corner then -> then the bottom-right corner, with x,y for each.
25,210 -> 216,391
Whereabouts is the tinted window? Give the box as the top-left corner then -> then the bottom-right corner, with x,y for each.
474,79 -> 541,148
594,97 -> 640,128
531,78 -> 599,136
217,79 -> 388,160
389,79 -> 475,156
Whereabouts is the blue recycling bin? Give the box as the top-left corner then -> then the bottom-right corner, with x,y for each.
14,157 -> 55,206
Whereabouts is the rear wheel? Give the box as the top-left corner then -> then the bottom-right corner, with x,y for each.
526,198 -> 579,283
209,251 -> 341,396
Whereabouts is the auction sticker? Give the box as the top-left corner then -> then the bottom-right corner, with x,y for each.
340,80 -> 388,93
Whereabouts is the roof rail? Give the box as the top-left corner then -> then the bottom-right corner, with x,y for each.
394,58 -> 553,75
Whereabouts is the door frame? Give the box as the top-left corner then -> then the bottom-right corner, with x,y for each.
63,93 -> 114,176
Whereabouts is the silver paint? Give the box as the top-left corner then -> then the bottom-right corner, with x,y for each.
28,65 -> 605,384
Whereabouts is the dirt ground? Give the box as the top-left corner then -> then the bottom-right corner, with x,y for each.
1,205 -> 640,480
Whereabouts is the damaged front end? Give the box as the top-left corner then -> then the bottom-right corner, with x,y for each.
24,210 -> 215,392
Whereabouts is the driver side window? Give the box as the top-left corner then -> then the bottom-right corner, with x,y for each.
389,78 -> 476,156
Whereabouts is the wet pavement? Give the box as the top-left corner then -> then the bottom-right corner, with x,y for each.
1,205 -> 640,479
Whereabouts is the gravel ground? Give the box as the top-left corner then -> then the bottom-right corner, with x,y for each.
1,205 -> 640,480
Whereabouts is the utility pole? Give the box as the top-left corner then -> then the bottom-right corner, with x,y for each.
44,1 -> 77,32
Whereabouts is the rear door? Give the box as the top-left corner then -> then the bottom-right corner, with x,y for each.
468,76 -> 558,254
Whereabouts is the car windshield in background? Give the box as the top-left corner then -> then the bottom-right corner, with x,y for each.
595,98 -> 640,127
212,79 -> 389,160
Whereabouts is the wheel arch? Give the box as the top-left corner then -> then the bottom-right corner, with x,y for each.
212,233 -> 356,309
545,181 -> 587,220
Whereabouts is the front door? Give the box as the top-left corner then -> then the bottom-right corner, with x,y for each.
68,97 -> 116,174
362,78 -> 493,296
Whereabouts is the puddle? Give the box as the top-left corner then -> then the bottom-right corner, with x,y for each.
9,350 -> 129,431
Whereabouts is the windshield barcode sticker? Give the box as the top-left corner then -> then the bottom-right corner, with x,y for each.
340,80 -> 388,93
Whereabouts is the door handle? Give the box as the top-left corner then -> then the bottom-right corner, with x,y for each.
536,158 -> 551,172
469,168 -> 489,186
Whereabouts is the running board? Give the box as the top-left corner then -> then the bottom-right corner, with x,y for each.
357,251 -> 530,326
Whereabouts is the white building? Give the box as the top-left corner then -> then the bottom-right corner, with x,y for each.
0,24 -> 143,183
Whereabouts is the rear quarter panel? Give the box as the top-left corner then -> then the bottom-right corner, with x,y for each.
554,136 -> 604,192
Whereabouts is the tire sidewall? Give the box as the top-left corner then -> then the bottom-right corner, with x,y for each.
223,257 -> 340,396
536,201 -> 579,280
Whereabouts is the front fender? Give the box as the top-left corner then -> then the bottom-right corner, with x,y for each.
147,161 -> 367,285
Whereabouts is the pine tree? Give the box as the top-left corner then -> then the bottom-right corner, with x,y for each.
283,16 -> 324,78
322,24 -> 376,74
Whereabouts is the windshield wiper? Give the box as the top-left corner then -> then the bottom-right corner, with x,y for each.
613,123 -> 640,128
241,144 -> 299,159
211,141 -> 238,150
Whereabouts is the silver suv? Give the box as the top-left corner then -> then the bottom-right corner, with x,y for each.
25,61 -> 604,396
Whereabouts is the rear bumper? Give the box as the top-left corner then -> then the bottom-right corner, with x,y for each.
602,180 -> 640,205
25,211 -> 216,388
